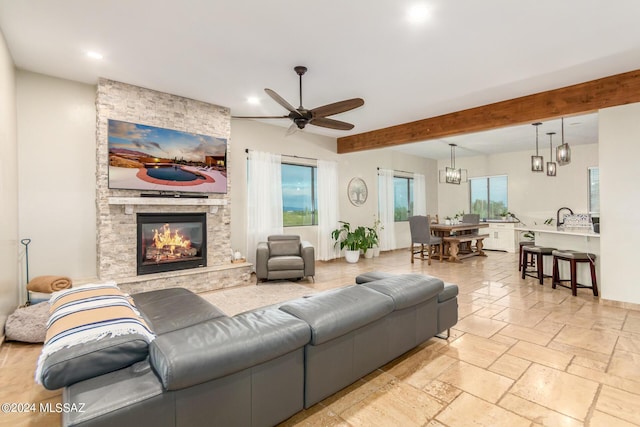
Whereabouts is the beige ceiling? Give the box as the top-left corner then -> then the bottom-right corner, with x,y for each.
390,113 -> 599,160
0,1 -> 636,158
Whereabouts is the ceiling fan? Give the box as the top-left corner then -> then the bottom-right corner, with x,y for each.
233,66 -> 364,133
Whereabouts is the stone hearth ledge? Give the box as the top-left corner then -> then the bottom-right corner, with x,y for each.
79,263 -> 253,295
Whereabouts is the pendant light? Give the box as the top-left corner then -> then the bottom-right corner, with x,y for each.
531,122 -> 544,172
546,132 -> 557,176
439,143 -> 467,184
556,117 -> 571,165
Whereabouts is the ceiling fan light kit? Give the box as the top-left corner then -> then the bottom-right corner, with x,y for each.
233,66 -> 364,132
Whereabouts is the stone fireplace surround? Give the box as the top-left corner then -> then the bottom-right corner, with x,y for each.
96,79 -> 251,294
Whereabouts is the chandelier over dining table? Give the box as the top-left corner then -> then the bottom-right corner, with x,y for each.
439,143 -> 468,184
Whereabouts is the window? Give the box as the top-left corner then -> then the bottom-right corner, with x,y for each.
469,175 -> 508,220
394,176 -> 414,221
588,167 -> 599,216
281,163 -> 317,226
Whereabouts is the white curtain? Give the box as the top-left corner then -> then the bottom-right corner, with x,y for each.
246,150 -> 283,267
316,160 -> 340,260
378,169 -> 396,251
413,172 -> 427,216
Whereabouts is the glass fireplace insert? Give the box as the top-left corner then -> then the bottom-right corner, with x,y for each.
137,212 -> 207,275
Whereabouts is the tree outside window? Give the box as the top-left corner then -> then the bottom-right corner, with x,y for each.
394,176 -> 413,221
470,175 -> 508,220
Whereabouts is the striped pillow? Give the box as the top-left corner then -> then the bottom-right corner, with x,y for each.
36,282 -> 156,388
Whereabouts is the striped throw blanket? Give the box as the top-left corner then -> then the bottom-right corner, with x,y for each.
35,282 -> 155,384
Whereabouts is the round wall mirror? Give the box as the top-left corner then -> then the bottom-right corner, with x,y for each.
347,177 -> 368,206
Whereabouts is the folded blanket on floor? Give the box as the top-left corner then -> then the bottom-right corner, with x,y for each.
27,275 -> 72,293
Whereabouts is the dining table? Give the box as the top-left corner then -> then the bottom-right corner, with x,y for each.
430,222 -> 490,262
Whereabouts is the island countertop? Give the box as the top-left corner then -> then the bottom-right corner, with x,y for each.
517,226 -> 601,286
514,226 -> 600,238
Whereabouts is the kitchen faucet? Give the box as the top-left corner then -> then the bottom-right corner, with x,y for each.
556,207 -> 574,228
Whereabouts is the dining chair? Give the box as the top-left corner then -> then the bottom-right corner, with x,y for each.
460,214 -> 480,251
409,215 -> 443,265
462,213 -> 480,224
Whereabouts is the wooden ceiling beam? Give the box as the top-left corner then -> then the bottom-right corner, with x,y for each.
337,68 -> 640,154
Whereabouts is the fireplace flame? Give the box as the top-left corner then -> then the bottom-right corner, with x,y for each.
153,224 -> 191,255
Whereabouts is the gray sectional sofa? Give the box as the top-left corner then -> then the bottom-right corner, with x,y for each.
55,273 -> 458,426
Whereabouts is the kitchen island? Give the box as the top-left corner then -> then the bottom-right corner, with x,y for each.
515,226 -> 600,290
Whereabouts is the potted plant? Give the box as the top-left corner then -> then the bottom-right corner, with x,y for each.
444,216 -> 452,225
370,217 -> 383,257
331,221 -> 367,263
454,210 -> 464,224
363,226 -> 379,259
499,210 -> 511,221
522,218 -> 554,240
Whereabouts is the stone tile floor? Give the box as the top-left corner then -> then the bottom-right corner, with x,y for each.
1,249 -> 639,426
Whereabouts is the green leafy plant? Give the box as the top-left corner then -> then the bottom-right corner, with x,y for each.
366,217 -> 384,249
364,227 -> 378,249
331,221 -> 368,251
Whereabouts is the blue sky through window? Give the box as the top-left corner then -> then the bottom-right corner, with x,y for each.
282,164 -> 315,212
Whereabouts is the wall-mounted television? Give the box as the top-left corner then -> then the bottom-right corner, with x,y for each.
108,119 -> 227,194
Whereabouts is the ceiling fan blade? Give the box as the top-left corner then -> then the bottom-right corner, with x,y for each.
231,115 -> 289,119
311,98 -> 364,118
310,117 -> 354,131
285,123 -> 299,136
265,88 -> 302,117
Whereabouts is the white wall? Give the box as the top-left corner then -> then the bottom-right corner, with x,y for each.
229,119 -> 438,255
0,29 -> 18,338
229,119 -> 338,254
339,149 -> 438,249
437,144 -> 599,227
599,103 -> 640,304
17,71 -> 96,286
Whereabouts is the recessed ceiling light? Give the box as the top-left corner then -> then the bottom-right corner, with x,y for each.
86,51 -> 103,60
407,4 -> 430,24
247,96 -> 260,105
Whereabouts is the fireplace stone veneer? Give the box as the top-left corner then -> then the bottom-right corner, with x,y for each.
95,79 -> 251,293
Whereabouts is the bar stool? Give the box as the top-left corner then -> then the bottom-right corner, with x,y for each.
551,250 -> 598,296
518,241 -> 535,271
521,246 -> 556,285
